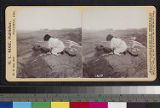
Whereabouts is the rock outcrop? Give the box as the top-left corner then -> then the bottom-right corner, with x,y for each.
83,43 -> 147,78
17,42 -> 82,78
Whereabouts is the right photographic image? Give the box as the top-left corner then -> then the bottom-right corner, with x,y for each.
82,7 -> 148,79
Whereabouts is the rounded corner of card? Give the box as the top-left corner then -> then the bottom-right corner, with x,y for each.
151,6 -> 157,11
5,6 -> 13,12
6,75 -> 12,82
151,74 -> 157,81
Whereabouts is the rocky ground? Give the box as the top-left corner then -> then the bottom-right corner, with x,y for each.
83,28 -> 147,78
17,45 -> 82,78
17,28 -> 147,78
17,28 -> 82,78
83,41 -> 147,78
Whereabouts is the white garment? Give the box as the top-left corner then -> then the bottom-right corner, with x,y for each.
110,38 -> 128,55
48,38 -> 65,55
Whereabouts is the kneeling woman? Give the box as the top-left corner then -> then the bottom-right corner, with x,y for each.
43,34 -> 65,56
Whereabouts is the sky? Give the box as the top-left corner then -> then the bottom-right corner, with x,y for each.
16,8 -> 81,31
82,7 -> 147,30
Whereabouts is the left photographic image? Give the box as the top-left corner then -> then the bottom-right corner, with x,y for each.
16,8 -> 82,78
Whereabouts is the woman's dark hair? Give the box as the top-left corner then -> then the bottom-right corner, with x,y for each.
43,34 -> 51,41
106,34 -> 113,41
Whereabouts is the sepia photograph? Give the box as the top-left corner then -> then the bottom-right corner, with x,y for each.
16,8 -> 82,78
82,7 -> 148,78
5,6 -> 156,81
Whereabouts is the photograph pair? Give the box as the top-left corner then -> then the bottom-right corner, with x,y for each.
5,6 -> 156,81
